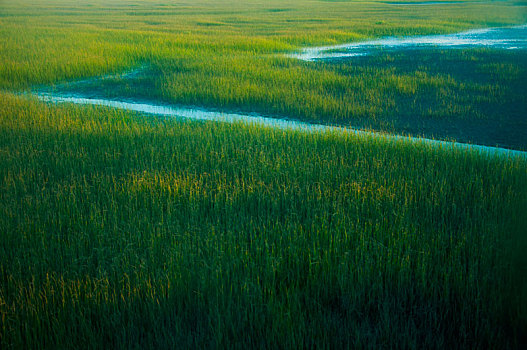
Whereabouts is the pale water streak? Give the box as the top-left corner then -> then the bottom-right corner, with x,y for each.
32,24 -> 527,159
384,1 -> 471,5
291,24 -> 527,61
36,93 -> 527,159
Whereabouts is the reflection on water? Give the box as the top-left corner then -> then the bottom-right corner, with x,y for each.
291,24 -> 527,61
36,93 -> 526,159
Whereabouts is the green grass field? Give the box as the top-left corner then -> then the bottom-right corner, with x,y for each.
1,0 -> 527,348
4,0 -> 526,148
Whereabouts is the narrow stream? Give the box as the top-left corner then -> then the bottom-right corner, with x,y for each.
33,24 -> 527,159
290,24 -> 527,61
36,93 -> 527,158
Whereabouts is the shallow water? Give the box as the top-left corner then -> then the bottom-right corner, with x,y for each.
36,93 -> 527,159
384,1 -> 468,5
291,24 -> 527,61
32,24 -> 527,159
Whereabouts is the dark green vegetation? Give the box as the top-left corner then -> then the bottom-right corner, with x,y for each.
323,49 -> 527,150
2,93 -> 527,348
1,0 -> 527,348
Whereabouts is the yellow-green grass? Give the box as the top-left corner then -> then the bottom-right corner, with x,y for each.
1,0 -> 526,91
1,92 -> 526,348
2,0 -> 526,145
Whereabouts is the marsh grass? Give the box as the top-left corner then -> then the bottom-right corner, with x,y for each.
1,0 -> 527,348
1,93 -> 526,348
4,1 -> 525,148
1,0 -> 526,91
39,47 -> 527,150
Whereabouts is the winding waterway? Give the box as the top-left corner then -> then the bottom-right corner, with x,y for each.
35,93 -> 526,158
33,24 -> 527,159
290,24 -> 527,61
